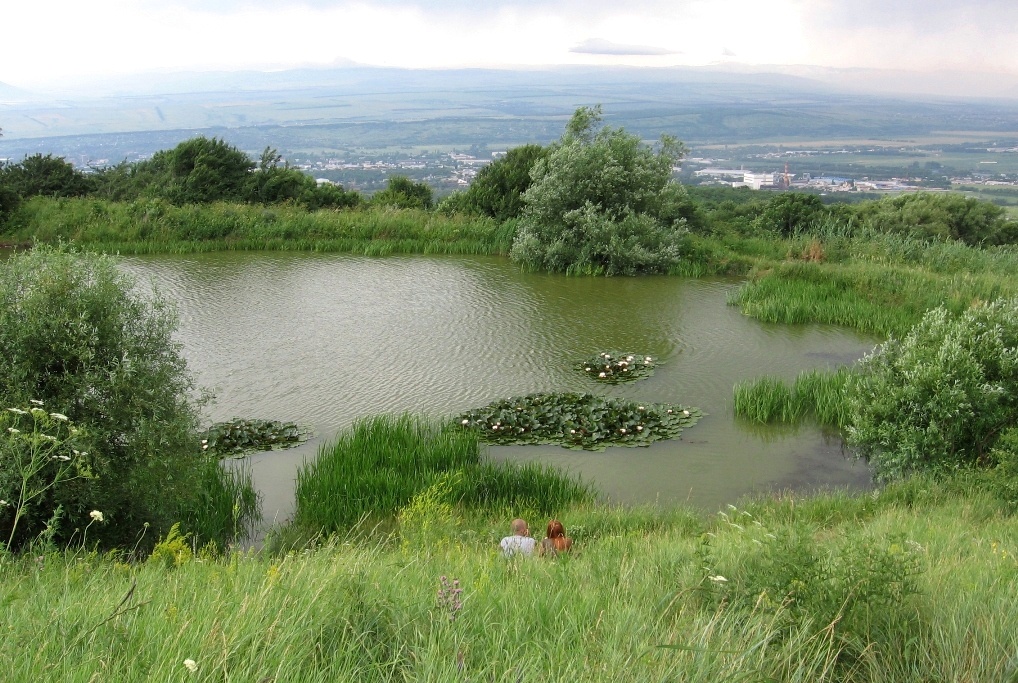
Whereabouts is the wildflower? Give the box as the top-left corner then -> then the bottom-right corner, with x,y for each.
461,419 -> 469,425
0,500 -> 8,507
584,367 -> 591,371
183,659 -> 198,673
7,427 -> 20,434
620,428 -> 627,434
708,575 -> 728,583
89,510 -> 104,523
30,399 -> 44,406
599,372 -> 607,378
644,357 -> 652,362
638,406 -> 644,410
626,356 -> 634,361
636,426 -> 643,431
52,455 -> 71,461
49,412 -> 69,422
569,429 -> 576,434
7,407 -> 28,415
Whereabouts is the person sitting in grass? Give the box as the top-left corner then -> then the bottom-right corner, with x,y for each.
500,518 -> 537,557
538,519 -> 573,558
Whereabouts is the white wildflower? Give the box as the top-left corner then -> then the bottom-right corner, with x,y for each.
461,419 -> 469,425
708,575 -> 728,583
7,408 -> 28,415
636,426 -> 643,431
7,427 -> 20,434
30,407 -> 47,416
30,399 -> 43,406
89,510 -> 104,523
183,659 -> 198,673
49,412 -> 69,422
598,372 -> 607,378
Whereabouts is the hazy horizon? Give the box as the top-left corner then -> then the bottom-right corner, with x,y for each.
4,0 -> 1018,99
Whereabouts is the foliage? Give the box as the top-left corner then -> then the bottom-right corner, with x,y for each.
0,245 -> 255,549
247,147 -> 316,204
698,510 -> 922,665
576,351 -> 659,384
370,175 -> 434,210
0,404 -> 92,551
0,184 -> 20,228
855,191 -> 1014,245
754,192 -> 828,236
0,153 -> 94,199
459,392 -> 701,451
734,367 -> 854,429
141,136 -> 254,205
510,105 -> 689,275
201,418 -> 310,457
294,414 -> 593,535
459,144 -> 546,221
846,299 -> 1018,481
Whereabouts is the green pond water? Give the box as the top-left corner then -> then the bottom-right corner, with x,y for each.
118,251 -> 878,523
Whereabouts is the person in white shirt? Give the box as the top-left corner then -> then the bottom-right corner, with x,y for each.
499,518 -> 537,557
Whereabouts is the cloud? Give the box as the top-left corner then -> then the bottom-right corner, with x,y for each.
570,38 -> 678,56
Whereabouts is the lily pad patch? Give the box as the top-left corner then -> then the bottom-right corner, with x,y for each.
577,351 -> 659,384
201,418 -> 311,457
458,392 -> 702,451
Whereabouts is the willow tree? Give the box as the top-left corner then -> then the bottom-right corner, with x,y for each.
510,105 -> 690,275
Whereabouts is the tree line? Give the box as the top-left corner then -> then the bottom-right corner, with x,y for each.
2,106 -> 1015,275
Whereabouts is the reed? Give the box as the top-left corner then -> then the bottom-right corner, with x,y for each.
9,197 -> 514,255
734,367 -> 853,429
293,414 -> 595,536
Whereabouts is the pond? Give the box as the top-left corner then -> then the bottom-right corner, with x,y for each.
119,252 -> 878,524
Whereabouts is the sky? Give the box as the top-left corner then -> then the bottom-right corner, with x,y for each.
3,0 -> 1017,90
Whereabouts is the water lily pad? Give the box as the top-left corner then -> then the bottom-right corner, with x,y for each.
201,418 -> 311,457
458,392 -> 702,451
577,351 -> 659,384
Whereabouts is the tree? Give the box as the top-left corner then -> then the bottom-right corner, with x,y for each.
247,147 -> 316,204
460,144 -> 547,221
754,192 -> 828,236
0,246 -> 255,549
510,105 -> 688,275
141,136 -> 254,205
855,192 -> 1012,245
0,153 -> 93,198
371,175 -> 434,210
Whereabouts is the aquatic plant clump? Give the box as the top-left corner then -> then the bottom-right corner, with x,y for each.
459,392 -> 702,451
201,418 -> 310,457
576,351 -> 659,384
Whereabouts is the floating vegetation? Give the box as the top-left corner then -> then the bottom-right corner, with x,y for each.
576,351 -> 659,384
459,392 -> 702,451
201,418 -> 311,457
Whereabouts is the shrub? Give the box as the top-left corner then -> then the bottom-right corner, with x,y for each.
0,245 -> 255,549
510,105 -> 688,275
846,299 -> 1018,481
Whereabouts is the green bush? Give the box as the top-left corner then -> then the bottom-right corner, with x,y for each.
0,245 -> 256,550
846,299 -> 1018,481
510,105 -> 688,275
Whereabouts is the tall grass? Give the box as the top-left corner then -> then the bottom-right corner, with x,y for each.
293,414 -> 595,536
4,478 -> 1018,681
734,367 -> 853,428
8,197 -> 514,255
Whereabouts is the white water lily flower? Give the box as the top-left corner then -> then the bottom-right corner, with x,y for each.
569,429 -> 576,434
49,412 -> 69,422
636,426 -> 643,431
584,367 -> 591,371
598,372 -> 607,378
183,659 -> 198,673
620,428 -> 627,434
627,356 -> 634,361
89,510 -> 104,523
683,410 -> 690,416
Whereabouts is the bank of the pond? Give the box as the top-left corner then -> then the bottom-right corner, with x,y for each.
5,197 -> 516,256
4,477 -> 1018,682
